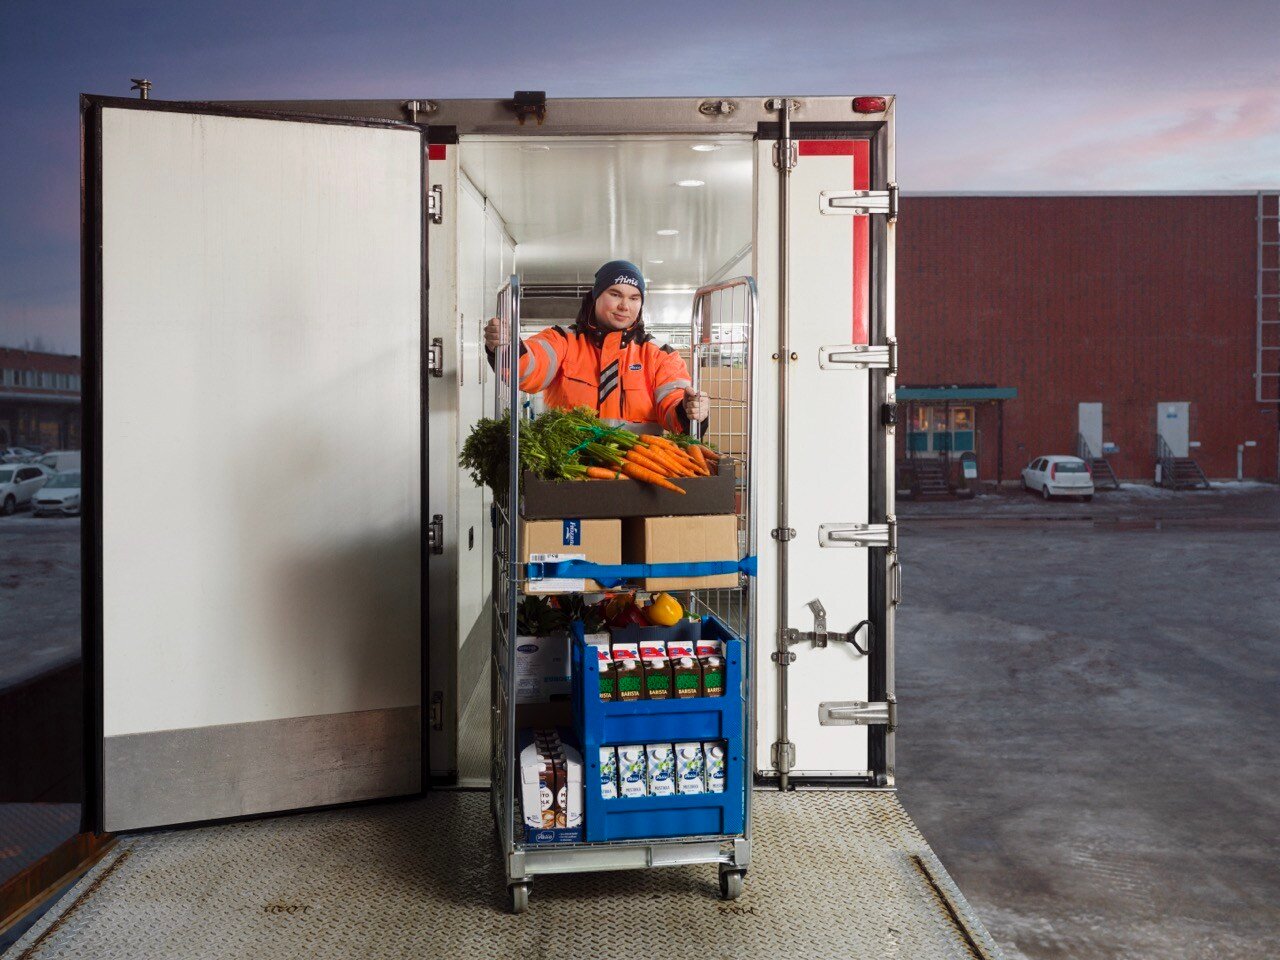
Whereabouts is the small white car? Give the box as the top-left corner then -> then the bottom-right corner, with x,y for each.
1021,455 -> 1094,501
0,446 -> 39,463
0,463 -> 51,514
32,471 -> 81,517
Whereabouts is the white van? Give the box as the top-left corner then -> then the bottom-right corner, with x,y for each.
37,450 -> 81,473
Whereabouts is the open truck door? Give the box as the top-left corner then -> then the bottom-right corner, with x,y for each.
754,100 -> 899,787
82,97 -> 431,831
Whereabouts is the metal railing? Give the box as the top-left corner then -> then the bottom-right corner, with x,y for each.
1156,434 -> 1177,488
1076,433 -> 1094,463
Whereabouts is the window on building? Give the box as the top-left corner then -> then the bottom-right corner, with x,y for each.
22,371 -> 35,387
1,369 -> 13,386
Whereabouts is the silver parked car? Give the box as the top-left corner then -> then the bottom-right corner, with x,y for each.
0,463 -> 51,514
1021,455 -> 1095,501
0,446 -> 39,463
32,471 -> 82,517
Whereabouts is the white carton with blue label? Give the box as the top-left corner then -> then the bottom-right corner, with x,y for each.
617,745 -> 648,798
519,518 -> 621,594
674,742 -> 705,795
646,743 -> 676,797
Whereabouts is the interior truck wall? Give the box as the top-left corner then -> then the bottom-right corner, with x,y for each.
454,161 -> 514,782
896,195 -> 1277,480
98,106 -> 424,830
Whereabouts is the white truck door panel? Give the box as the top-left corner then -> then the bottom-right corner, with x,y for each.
88,100 -> 427,831
755,138 -> 881,779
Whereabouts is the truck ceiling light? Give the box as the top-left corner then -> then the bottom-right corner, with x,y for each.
675,179 -> 705,187
647,259 -> 664,264
656,229 -> 679,236
691,144 -> 721,152
852,96 -> 887,114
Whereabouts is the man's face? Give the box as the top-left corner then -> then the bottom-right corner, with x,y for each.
593,283 -> 642,331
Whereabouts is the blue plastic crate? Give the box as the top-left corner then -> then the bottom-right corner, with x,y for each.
570,617 -> 746,842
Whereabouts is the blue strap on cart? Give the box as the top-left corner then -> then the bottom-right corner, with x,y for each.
526,555 -> 758,589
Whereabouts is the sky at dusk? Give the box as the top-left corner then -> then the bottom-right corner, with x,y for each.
1,0 -> 1278,353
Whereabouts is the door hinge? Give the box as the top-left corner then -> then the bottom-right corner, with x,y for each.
818,338 -> 897,375
427,184 -> 443,224
818,695 -> 897,730
427,513 -> 444,554
430,690 -> 444,731
818,517 -> 896,549
818,183 -> 898,221
772,140 -> 798,170
881,401 -> 898,427
427,337 -> 444,377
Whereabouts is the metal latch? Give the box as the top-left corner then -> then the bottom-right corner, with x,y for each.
818,183 -> 899,221
818,338 -> 897,374
818,520 -> 894,549
430,690 -> 444,731
427,185 -> 443,224
819,696 -> 896,730
890,561 -> 903,605
782,599 -> 873,655
427,337 -> 444,377
427,514 -> 444,554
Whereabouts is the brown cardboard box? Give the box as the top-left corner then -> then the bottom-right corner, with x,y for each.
519,518 -> 621,594
622,514 -> 740,591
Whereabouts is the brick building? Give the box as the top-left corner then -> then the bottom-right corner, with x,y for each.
0,348 -> 82,450
896,192 -> 1279,486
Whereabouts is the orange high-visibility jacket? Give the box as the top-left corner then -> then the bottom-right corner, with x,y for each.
513,320 -> 693,434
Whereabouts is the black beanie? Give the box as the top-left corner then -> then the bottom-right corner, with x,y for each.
591,260 -> 645,301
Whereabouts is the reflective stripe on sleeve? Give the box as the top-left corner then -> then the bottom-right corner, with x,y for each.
534,338 -> 560,391
654,378 -> 692,405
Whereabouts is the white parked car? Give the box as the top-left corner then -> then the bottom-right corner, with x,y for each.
0,446 -> 39,463
32,471 -> 81,517
37,450 -> 81,473
1021,455 -> 1094,501
0,463 -> 51,514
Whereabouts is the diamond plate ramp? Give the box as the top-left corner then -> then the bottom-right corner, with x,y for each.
4,792 -> 1002,960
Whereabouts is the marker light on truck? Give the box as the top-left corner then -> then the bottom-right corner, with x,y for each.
852,97 -> 887,114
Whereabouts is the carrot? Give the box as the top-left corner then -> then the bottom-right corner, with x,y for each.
619,463 -> 686,493
686,443 -> 710,476
637,443 -> 696,477
691,442 -> 721,461
585,466 -> 628,480
653,439 -> 702,472
625,449 -> 674,477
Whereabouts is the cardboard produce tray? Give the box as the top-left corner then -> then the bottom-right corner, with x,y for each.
519,455 -> 736,520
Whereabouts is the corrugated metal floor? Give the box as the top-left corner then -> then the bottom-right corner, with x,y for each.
4,791 -> 1003,960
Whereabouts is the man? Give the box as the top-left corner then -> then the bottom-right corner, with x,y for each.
485,260 -> 709,434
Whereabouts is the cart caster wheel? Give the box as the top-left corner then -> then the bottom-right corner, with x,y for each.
509,882 -> 530,914
718,869 -> 744,901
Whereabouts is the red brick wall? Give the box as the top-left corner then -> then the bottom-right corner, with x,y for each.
897,196 -> 1278,480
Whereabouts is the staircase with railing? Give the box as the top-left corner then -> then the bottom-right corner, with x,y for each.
1156,435 -> 1211,490
1077,433 -> 1120,490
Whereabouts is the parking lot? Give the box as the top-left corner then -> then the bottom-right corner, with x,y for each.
2,484 -> 1278,959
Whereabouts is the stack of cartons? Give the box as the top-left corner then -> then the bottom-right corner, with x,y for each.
598,742 -> 726,798
518,728 -> 583,843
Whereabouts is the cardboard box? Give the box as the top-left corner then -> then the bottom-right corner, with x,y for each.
622,514 -> 740,591
514,631 -> 570,704
520,518 -> 620,594
519,455 -> 736,520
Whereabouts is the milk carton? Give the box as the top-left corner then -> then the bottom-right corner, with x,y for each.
557,739 -> 584,829
695,638 -> 726,697
646,743 -> 676,797
611,640 -> 644,702
667,639 -> 702,698
599,746 -> 619,800
674,742 -> 705,795
638,639 -> 672,700
704,741 -> 726,793
617,744 -> 648,798
586,634 -> 617,701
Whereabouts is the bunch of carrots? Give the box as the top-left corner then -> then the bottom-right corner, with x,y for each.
568,425 -> 720,495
